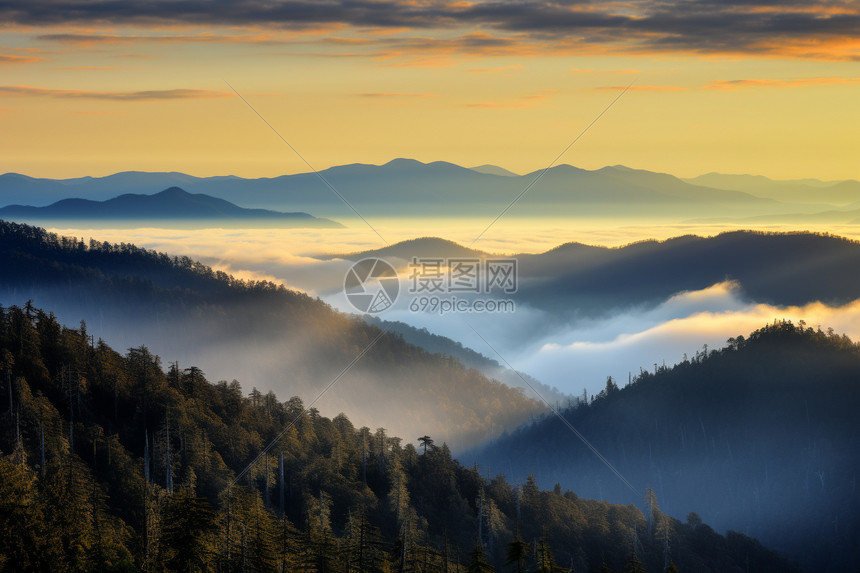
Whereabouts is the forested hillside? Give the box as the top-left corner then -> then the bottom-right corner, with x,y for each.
0,220 -> 541,449
0,305 -> 798,572
516,231 -> 860,316
470,321 -> 860,572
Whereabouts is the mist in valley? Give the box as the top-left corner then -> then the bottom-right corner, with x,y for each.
9,218 -> 860,440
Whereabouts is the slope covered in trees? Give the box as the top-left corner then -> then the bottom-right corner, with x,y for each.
516,231 -> 860,317
0,305 -> 798,572
0,220 -> 541,449
470,321 -> 860,572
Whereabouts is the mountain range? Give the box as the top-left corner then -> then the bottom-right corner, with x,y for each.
684,172 -> 860,206
0,186 -> 342,228
331,231 -> 860,318
5,159 -> 858,218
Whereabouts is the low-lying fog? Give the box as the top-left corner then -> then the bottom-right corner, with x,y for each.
44,217 -> 860,401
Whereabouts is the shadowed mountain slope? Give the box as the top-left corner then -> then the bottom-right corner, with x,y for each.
468,321 -> 860,572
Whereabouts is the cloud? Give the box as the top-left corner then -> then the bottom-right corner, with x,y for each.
705,77 -> 860,90
592,77 -> 860,93
371,32 -> 535,62
3,0 -> 860,61
0,85 -> 232,101
511,282 -> 860,396
0,54 -> 42,64
364,278 -> 860,399
37,32 -> 284,46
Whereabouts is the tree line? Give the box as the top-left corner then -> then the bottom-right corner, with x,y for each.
0,303 -> 798,572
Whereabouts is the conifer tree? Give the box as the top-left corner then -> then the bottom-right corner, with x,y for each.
467,542 -> 495,573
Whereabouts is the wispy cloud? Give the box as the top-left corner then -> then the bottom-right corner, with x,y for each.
36,32 -> 284,46
0,85 -> 232,101
705,77 -> 860,90
588,78 -> 858,93
0,54 -> 42,64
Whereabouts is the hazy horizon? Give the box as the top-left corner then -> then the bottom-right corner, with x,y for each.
5,159 -> 860,184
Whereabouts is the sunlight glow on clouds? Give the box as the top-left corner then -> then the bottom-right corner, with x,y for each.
518,283 -> 860,397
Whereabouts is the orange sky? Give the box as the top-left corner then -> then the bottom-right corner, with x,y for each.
1,0 -> 859,180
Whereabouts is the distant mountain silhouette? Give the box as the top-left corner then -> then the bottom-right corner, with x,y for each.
468,164 -> 519,177
515,231 -> 860,315
687,205 -> 860,225
335,232 -> 860,318
0,187 -> 343,227
319,237 -> 488,261
684,172 -> 860,205
1,160 -> 789,217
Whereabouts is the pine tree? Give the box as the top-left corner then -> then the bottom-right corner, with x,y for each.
418,435 -> 434,455
0,453 -> 42,570
535,534 -> 557,573
505,533 -> 528,573
160,487 -> 219,572
467,542 -> 495,573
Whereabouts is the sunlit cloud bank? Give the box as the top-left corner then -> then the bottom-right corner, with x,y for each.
511,284 -> 860,398
325,278 -> 860,402
48,218 -> 860,260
